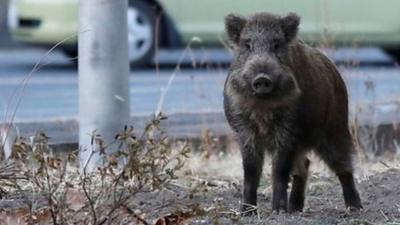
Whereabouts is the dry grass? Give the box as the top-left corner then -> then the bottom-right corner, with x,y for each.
0,114 -> 192,225
3,116 -> 398,224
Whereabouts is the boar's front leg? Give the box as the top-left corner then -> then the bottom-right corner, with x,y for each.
239,131 -> 265,214
289,154 -> 310,212
271,148 -> 296,213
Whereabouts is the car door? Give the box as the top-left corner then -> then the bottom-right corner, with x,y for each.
307,0 -> 400,45
160,0 -> 400,47
159,0 -> 321,44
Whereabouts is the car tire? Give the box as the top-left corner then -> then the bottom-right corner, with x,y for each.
62,1 -> 157,67
385,48 -> 400,62
127,0 -> 157,66
62,46 -> 78,63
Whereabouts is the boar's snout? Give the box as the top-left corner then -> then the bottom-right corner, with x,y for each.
252,74 -> 274,95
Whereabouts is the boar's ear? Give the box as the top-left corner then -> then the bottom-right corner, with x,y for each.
225,14 -> 246,45
280,13 -> 300,43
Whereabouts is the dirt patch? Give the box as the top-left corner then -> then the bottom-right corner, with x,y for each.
129,166 -> 400,225
1,152 -> 399,225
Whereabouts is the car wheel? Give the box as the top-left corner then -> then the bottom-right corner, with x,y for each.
62,46 -> 78,60
62,46 -> 78,66
385,48 -> 400,62
62,1 -> 157,66
127,1 -> 157,66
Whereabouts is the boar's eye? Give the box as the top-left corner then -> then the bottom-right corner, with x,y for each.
271,39 -> 283,51
271,39 -> 281,51
242,39 -> 252,51
272,42 -> 279,51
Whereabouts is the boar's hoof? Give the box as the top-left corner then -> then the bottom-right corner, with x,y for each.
288,204 -> 303,213
346,203 -> 363,212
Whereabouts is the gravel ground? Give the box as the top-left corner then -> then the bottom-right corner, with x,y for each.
131,153 -> 400,225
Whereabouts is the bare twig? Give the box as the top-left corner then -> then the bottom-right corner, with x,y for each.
154,37 -> 202,116
123,205 -> 150,225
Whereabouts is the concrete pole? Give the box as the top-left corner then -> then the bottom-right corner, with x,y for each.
0,0 -> 9,45
79,0 -> 130,171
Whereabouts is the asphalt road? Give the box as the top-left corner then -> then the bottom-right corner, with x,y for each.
0,47 -> 399,143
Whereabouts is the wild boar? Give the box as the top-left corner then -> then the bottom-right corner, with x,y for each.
223,12 -> 362,213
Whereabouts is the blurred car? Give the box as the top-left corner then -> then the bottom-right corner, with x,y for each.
8,0 -> 400,65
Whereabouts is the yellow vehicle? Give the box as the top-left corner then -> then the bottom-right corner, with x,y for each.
8,0 -> 400,65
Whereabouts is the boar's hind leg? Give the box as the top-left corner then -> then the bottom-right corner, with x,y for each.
288,154 -> 310,212
317,135 -> 362,210
240,138 -> 265,214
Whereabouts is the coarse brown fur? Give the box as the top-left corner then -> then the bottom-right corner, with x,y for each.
223,12 -> 362,213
